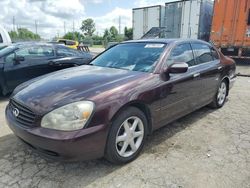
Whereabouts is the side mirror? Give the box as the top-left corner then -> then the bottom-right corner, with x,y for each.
13,55 -> 25,65
166,62 -> 188,74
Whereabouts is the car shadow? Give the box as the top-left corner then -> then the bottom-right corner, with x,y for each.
143,106 -> 216,155
0,95 -> 10,102
0,104 -> 219,187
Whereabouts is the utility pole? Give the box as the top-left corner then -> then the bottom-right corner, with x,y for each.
13,16 -> 15,31
119,16 -> 121,34
73,21 -> 75,32
64,21 -> 66,35
35,20 -> 38,35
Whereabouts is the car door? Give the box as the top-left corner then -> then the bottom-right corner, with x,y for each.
55,47 -> 84,68
25,45 -> 58,77
158,43 -> 202,127
3,47 -> 33,91
3,45 -> 56,91
190,42 -> 221,106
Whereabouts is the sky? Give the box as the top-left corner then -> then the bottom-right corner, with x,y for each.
0,0 -> 174,39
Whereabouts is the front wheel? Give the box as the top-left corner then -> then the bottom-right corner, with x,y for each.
209,80 -> 228,108
105,107 -> 148,164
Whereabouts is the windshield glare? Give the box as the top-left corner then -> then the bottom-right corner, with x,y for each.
91,43 -> 166,72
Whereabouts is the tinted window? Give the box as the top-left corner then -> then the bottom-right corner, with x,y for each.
0,45 -> 16,57
210,46 -> 219,60
58,40 -> 66,45
191,43 -> 213,64
0,34 -> 3,43
66,41 -> 76,45
91,43 -> 166,72
5,46 -> 54,63
15,46 -> 54,57
166,43 -> 195,66
57,47 -> 79,56
5,53 -> 15,63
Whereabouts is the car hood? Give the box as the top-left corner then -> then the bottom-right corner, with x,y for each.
13,65 -> 146,115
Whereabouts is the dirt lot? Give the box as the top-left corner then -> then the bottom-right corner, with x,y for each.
0,64 -> 250,188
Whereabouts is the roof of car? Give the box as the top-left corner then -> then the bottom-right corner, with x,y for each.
122,38 -> 208,44
11,42 -> 67,48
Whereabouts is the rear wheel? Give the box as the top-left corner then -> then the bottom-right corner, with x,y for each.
210,80 -> 228,108
105,107 -> 147,164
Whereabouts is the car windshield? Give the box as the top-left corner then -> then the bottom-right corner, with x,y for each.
0,45 -> 16,57
91,42 -> 166,72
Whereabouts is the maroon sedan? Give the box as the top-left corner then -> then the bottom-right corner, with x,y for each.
6,39 -> 236,164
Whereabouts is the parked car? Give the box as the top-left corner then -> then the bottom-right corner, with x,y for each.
0,42 -> 93,95
57,39 -> 79,49
6,39 -> 236,164
0,25 -> 12,50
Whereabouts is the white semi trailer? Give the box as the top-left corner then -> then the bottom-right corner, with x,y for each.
132,0 -> 213,41
164,0 -> 213,41
132,5 -> 165,40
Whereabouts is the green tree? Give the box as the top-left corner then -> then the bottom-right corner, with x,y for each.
63,31 -> 84,41
103,26 -> 124,46
8,28 -> 41,41
124,27 -> 133,40
109,26 -> 118,40
92,34 -> 103,45
80,18 -> 96,36
8,31 -> 18,40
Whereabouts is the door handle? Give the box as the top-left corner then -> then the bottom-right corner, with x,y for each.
193,73 -> 200,78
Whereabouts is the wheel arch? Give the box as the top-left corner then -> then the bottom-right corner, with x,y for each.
110,100 -> 153,135
221,76 -> 230,96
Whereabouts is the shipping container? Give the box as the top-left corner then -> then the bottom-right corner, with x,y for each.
132,5 -> 165,39
164,0 -> 213,41
210,0 -> 250,59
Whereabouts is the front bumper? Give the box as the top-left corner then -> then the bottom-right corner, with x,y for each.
6,105 -> 108,161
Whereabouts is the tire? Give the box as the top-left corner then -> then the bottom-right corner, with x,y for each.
105,107 -> 148,164
209,79 -> 228,108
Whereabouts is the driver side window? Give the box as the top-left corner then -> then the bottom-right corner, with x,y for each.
166,43 -> 195,67
5,47 -> 31,64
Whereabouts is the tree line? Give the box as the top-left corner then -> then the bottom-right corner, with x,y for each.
63,18 -> 133,46
9,28 -> 41,41
7,18 -> 133,46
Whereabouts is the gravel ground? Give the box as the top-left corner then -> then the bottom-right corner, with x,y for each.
0,64 -> 250,188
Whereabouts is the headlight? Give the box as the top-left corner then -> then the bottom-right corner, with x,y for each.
41,101 -> 94,131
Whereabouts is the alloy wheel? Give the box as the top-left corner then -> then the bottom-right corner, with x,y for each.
115,116 -> 144,158
217,82 -> 227,105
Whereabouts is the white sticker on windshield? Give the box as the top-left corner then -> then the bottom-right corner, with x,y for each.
144,44 -> 164,48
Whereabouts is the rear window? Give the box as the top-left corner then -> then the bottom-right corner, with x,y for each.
66,41 -> 76,45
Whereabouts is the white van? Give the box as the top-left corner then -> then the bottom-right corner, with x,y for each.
0,25 -> 12,49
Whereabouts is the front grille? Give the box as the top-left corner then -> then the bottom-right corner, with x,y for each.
9,99 -> 37,127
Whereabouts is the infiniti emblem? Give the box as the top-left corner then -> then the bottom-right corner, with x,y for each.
12,108 -> 19,117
